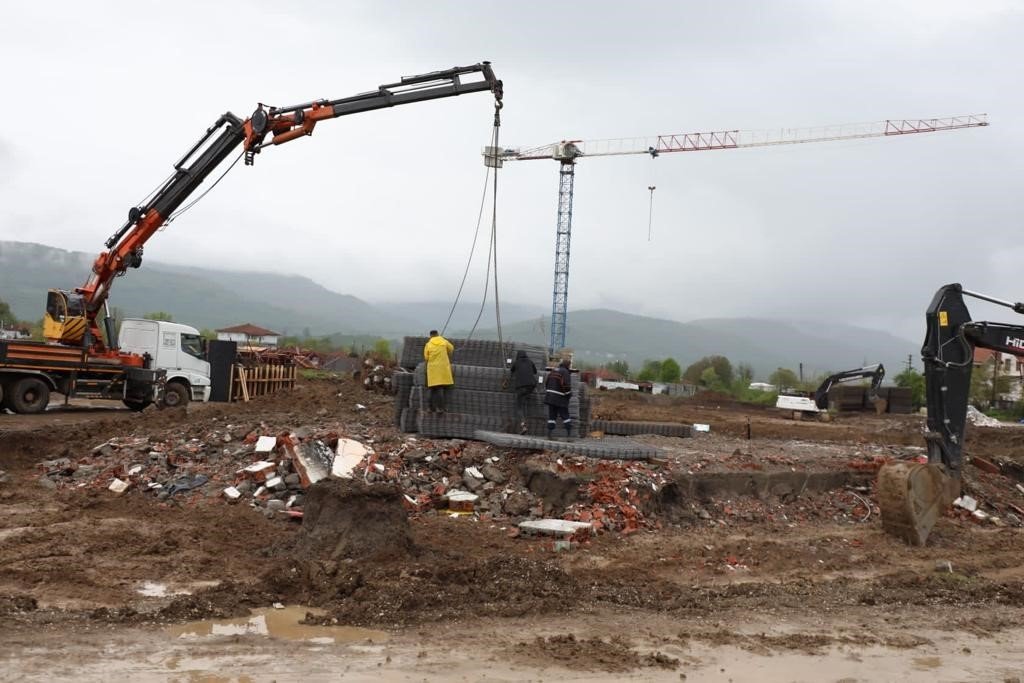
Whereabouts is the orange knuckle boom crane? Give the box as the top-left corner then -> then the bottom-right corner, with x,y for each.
2,63 -> 502,414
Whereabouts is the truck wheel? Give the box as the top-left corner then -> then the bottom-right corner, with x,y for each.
10,377 -> 50,414
162,382 -> 190,409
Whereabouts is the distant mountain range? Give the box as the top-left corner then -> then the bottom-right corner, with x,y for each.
463,311 -> 918,380
0,241 -> 917,380
0,241 -> 414,336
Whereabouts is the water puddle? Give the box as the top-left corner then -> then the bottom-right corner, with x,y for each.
167,606 -> 389,644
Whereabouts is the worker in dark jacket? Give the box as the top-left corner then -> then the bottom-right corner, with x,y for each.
543,358 -> 573,438
509,350 -> 538,434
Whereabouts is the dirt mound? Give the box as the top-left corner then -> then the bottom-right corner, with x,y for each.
298,480 -> 412,561
256,552 -> 585,626
507,633 -> 679,673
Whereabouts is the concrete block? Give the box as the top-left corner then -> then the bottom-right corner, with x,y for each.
447,491 -> 479,512
108,478 -> 130,494
223,486 -> 242,501
243,461 -> 276,482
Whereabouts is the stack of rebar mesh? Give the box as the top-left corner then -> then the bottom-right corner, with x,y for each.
392,337 -> 592,439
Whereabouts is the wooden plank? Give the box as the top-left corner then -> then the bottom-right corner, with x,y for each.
238,364 -> 250,402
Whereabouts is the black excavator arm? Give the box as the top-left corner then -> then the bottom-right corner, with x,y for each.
879,283 -> 1024,545
812,363 -> 885,410
920,283 -> 1024,477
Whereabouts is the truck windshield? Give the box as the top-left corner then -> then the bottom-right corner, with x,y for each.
181,333 -> 205,359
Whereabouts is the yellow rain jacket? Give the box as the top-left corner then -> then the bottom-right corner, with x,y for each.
423,335 -> 455,387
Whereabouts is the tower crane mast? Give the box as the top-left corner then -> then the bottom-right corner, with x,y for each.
487,114 -> 988,354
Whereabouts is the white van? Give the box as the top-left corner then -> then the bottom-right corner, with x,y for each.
118,319 -> 211,407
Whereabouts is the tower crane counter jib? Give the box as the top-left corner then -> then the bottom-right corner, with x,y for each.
47,62 -> 503,357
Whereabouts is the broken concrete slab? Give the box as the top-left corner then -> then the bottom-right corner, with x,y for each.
291,440 -> 333,487
223,486 -> 242,501
108,478 -> 130,494
332,438 -> 372,479
518,518 -> 593,538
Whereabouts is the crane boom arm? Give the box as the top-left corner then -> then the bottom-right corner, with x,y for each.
71,62 -> 502,351
496,113 -> 987,162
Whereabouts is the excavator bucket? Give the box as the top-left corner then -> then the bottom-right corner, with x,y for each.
878,462 -> 959,546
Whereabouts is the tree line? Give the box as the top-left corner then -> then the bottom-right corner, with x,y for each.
594,353 -> 930,408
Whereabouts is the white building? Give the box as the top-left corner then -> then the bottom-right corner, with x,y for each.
216,323 -> 281,348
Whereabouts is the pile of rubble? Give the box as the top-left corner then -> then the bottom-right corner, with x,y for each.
33,414 -> 672,534
393,337 -> 592,439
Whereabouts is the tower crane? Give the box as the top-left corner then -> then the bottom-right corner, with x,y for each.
485,114 -> 988,354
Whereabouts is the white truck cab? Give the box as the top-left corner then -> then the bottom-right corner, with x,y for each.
118,319 -> 211,407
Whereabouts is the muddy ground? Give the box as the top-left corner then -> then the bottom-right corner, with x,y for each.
2,380 -> 1023,682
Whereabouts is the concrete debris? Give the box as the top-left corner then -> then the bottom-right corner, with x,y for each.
254,435 -> 278,452
966,406 -> 1003,428
954,495 -> 979,512
519,519 -> 593,538
934,560 -> 954,573
223,486 -> 242,501
693,423 -> 711,433
334,438 -> 372,478
108,478 -> 130,494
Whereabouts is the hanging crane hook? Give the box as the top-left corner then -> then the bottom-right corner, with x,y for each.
647,185 -> 656,242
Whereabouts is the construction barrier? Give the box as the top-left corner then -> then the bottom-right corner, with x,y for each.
229,362 -> 297,402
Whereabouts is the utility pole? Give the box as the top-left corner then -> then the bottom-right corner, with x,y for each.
991,352 -> 1000,408
906,354 -> 913,372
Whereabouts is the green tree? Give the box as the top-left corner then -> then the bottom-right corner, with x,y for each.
373,338 -> 393,360
143,311 -> 174,322
199,328 -> 217,341
970,358 -> 1013,408
769,367 -> 800,392
636,359 -> 663,382
699,366 -> 728,392
684,355 -> 734,386
729,362 -> 755,396
605,360 -> 630,379
894,367 -> 926,409
0,298 -> 13,325
660,357 -> 682,383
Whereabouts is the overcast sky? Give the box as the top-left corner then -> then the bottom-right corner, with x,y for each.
1,0 -> 1020,342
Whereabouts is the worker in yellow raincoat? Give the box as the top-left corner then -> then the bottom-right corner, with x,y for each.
423,330 -> 455,413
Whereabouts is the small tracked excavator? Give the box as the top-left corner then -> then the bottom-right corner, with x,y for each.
879,283 -> 1024,545
775,363 -> 885,415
